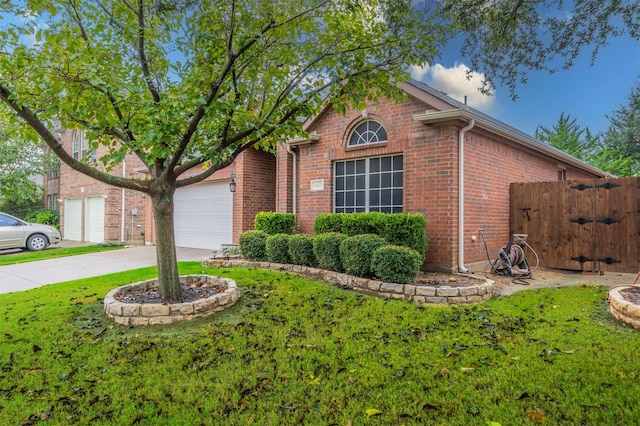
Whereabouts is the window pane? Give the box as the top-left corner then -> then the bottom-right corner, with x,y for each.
380,207 -> 391,213
393,189 -> 403,205
345,208 -> 354,213
336,162 -> 344,175
346,176 -> 355,190
393,172 -> 403,187
356,207 -> 366,212
346,161 -> 355,174
370,190 -> 379,206
381,172 -> 391,188
356,175 -> 365,189
392,207 -> 403,213
381,189 -> 391,205
346,191 -> 354,206
370,174 -> 380,189
370,158 -> 380,172
336,177 -> 344,191
381,156 -> 392,171
393,155 -> 403,170
356,159 -> 365,174
356,191 -> 365,206
377,127 -> 387,141
335,193 -> 344,207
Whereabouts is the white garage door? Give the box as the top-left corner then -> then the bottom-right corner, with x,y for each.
84,196 -> 105,243
174,182 -> 233,250
64,198 -> 82,241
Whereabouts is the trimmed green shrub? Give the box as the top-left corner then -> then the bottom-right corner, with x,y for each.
372,245 -> 422,284
238,230 -> 269,261
313,232 -> 347,272
341,212 -> 386,236
255,212 -> 296,235
314,213 -> 344,234
380,214 -> 428,260
313,212 -> 428,260
289,234 -> 317,267
339,234 -> 387,278
266,233 -> 292,264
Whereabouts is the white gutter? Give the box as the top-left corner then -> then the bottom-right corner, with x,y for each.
457,119 -> 475,273
286,144 -> 297,214
285,133 -> 319,215
121,161 -> 126,242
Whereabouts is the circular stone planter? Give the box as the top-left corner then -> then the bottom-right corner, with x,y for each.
608,285 -> 640,330
204,259 -> 494,305
104,275 -> 240,326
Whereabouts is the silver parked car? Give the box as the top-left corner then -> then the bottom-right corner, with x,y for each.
0,212 -> 61,251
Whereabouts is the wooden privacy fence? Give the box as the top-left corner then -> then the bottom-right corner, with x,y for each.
510,177 -> 640,273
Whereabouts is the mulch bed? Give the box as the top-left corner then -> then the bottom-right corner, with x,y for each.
620,287 -> 640,305
114,281 -> 228,304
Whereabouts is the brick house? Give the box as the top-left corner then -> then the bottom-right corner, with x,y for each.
45,129 -> 275,249
275,80 -> 608,272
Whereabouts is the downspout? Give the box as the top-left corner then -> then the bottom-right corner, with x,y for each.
458,118 -> 475,273
286,144 -> 297,214
121,161 -> 126,243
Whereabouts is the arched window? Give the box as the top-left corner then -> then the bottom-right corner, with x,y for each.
347,120 -> 387,146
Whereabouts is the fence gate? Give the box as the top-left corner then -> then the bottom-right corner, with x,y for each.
510,177 -> 639,273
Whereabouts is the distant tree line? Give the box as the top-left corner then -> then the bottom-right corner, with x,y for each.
536,82 -> 640,176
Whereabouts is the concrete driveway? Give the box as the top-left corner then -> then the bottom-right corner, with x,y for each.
0,245 -> 212,294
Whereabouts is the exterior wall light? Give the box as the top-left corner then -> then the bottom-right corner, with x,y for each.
229,173 -> 236,193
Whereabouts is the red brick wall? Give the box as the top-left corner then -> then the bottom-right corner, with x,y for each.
276,95 -> 601,271
232,149 -> 277,241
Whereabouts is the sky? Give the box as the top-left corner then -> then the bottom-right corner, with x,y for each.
410,34 -> 639,138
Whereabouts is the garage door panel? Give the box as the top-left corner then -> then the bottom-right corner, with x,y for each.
85,196 -> 105,243
174,182 -> 232,250
64,198 -> 82,241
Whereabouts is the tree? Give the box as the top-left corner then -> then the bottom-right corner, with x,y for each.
440,0 -> 639,97
0,127 -> 48,213
600,82 -> 640,175
0,0 -> 447,302
535,112 -> 595,160
535,87 -> 640,177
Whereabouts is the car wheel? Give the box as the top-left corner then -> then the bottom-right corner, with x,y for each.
26,234 -> 49,251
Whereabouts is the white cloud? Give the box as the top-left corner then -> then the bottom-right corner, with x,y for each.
410,63 -> 498,114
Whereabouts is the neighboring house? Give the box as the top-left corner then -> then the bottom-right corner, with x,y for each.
43,130 -> 275,249
275,80 -> 609,272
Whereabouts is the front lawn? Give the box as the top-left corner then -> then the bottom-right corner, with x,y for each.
0,244 -> 125,266
0,263 -> 638,424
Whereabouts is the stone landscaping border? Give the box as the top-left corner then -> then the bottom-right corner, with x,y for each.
204,259 -> 494,305
608,286 -> 640,330
104,275 -> 240,326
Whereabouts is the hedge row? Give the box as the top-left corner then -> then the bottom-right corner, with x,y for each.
314,212 -> 427,259
254,212 -> 296,235
239,231 -> 421,283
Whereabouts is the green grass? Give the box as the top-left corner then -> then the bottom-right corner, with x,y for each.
1,263 -> 639,425
0,244 -> 124,266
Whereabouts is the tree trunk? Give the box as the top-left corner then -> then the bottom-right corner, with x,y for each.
151,189 -> 182,302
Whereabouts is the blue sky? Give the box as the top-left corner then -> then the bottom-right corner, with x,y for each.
411,34 -> 639,138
